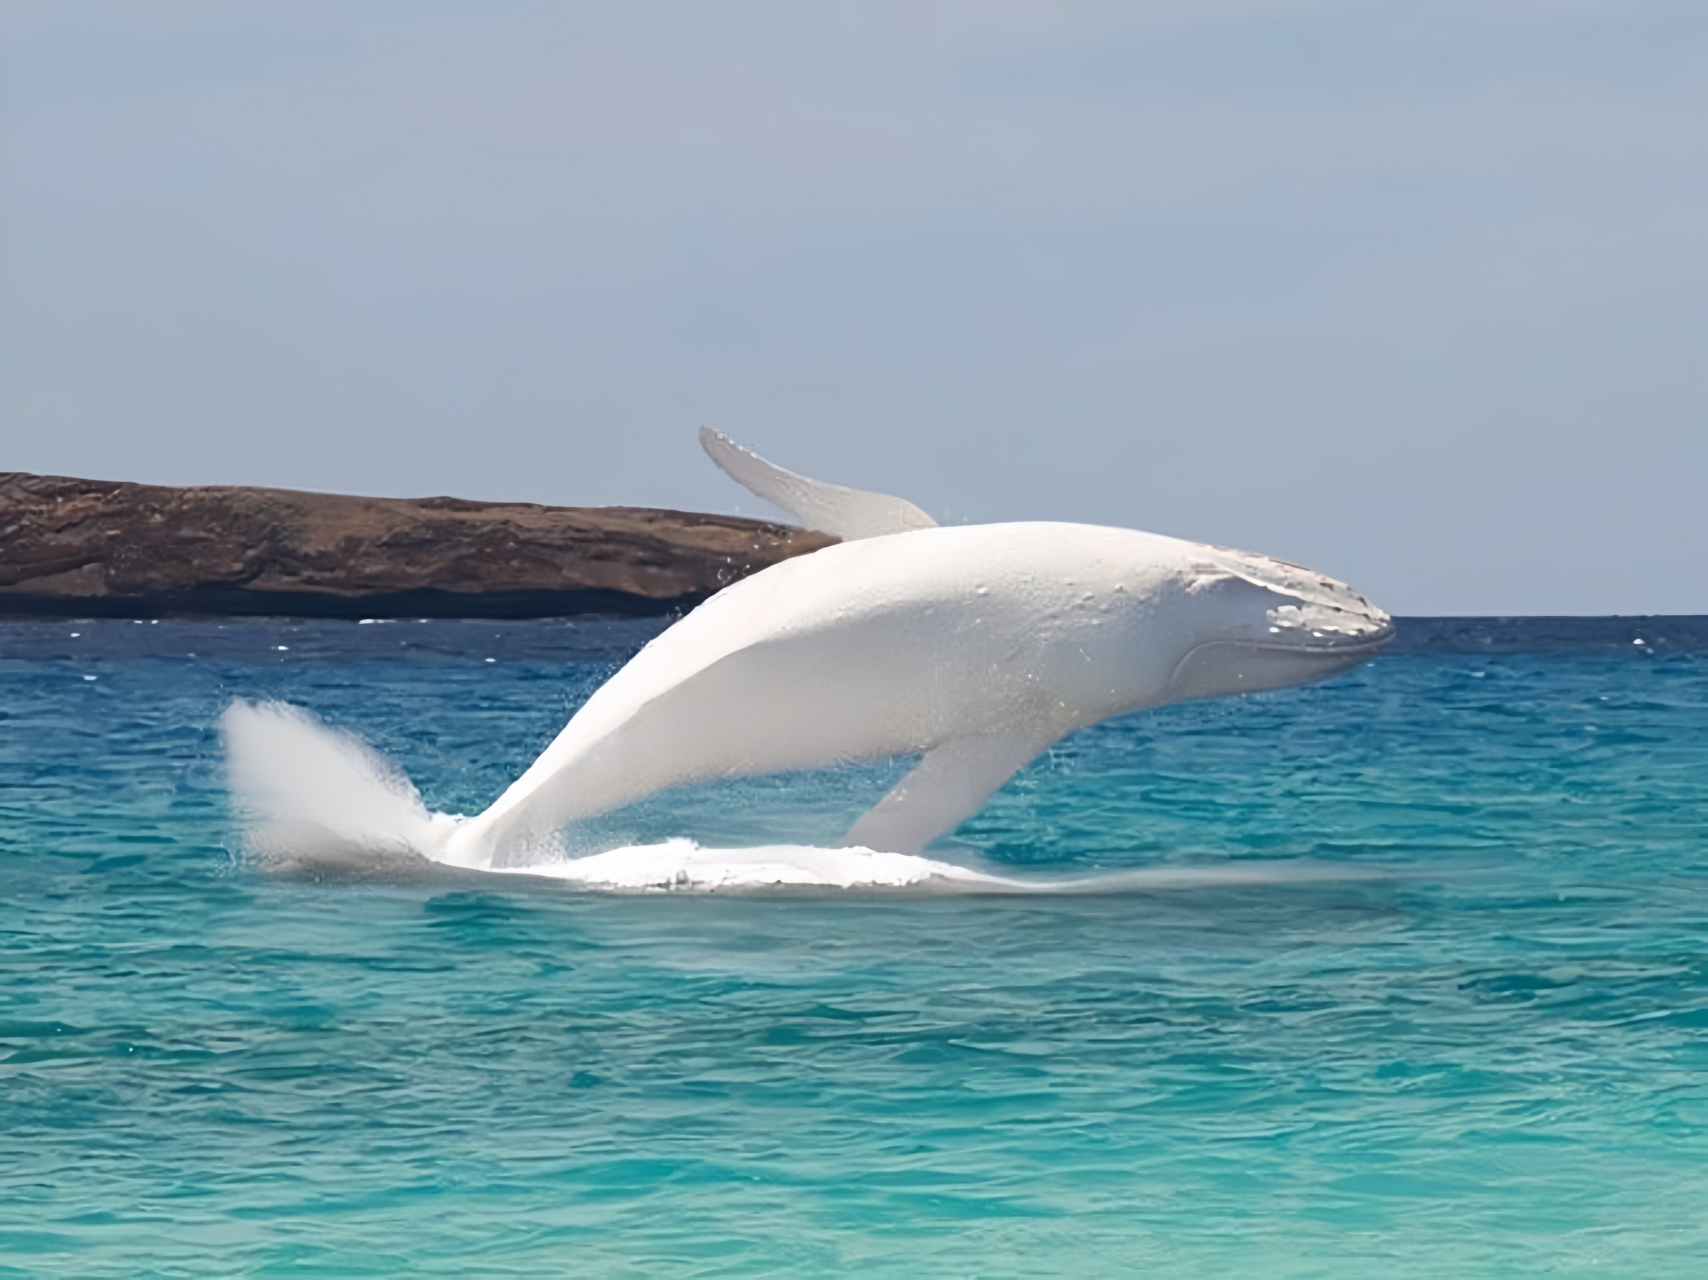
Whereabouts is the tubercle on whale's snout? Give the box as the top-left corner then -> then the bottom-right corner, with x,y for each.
1248,623 -> 1395,656
1261,598 -> 1395,651
1202,547 -> 1388,636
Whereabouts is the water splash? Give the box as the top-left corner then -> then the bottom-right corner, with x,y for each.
489,839 -> 1387,895
222,700 -> 462,868
222,699 -> 1388,896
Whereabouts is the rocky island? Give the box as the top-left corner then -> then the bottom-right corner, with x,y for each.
0,471 -> 834,619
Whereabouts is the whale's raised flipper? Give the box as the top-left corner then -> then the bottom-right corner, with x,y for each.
843,731 -> 1059,855
699,426 -> 938,541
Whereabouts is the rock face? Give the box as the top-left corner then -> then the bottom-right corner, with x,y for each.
0,472 -> 835,618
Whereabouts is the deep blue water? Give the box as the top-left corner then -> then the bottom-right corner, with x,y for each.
3,616 -> 1706,1276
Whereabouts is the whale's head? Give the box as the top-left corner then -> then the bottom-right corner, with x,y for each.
1153,544 -> 1394,705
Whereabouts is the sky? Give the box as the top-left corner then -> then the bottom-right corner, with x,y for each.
2,0 -> 1703,615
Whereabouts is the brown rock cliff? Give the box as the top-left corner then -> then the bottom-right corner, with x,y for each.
0,472 -> 834,618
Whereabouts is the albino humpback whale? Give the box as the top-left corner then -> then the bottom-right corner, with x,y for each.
225,431 -> 1392,873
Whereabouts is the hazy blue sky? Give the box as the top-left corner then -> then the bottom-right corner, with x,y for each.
3,1 -> 1703,614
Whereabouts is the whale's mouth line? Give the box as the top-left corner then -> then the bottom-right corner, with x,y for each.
1188,623 -> 1395,662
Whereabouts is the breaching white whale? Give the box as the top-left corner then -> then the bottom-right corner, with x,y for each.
224,430 -> 1392,877
381,429 -> 1385,868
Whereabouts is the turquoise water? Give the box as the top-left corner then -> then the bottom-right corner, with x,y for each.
3,617 -> 1706,1276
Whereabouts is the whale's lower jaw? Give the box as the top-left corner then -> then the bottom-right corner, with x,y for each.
1164,630 -> 1392,705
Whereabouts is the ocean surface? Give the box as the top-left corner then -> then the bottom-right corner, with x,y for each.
3,615 -> 1706,1277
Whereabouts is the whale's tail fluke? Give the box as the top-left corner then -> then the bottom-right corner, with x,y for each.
699,426 -> 937,540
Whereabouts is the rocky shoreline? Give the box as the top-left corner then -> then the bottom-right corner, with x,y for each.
0,471 -> 834,619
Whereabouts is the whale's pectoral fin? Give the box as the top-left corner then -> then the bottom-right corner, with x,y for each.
842,733 -> 1056,855
699,426 -> 938,541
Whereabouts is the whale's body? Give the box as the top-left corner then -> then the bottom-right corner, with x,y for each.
227,431 -> 1393,873
437,519 -> 1391,867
